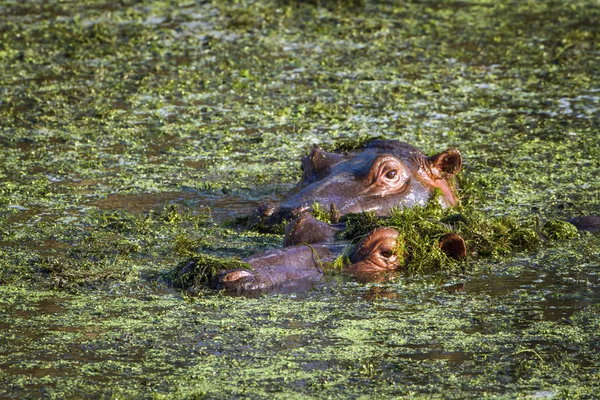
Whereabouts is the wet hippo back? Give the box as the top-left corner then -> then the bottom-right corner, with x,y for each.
569,215 -> 600,232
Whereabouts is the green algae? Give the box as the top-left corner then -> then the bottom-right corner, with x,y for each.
542,220 -> 580,241
337,195 -> 575,275
2,271 -> 600,398
309,201 -> 335,224
1,0 -> 599,397
331,134 -> 383,153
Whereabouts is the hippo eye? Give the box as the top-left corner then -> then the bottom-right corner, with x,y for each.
377,158 -> 404,184
366,155 -> 408,192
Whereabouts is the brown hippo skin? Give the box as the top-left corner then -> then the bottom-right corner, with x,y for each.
212,227 -> 402,292
253,140 -> 462,230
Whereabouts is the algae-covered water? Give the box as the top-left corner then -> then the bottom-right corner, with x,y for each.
1,0 -> 599,398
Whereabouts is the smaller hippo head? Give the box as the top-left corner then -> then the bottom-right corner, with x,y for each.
347,227 -> 403,273
252,140 -> 462,230
212,226 -> 403,293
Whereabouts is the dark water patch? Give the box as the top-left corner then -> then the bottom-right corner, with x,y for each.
85,191 -> 267,223
36,298 -> 66,314
397,350 -> 474,364
464,272 -> 546,297
5,206 -> 42,223
87,191 -> 196,214
50,325 -> 103,340
3,366 -> 62,379
464,269 -> 599,325
9,139 -> 36,151
60,178 -> 103,191
25,239 -> 71,253
183,160 -> 209,169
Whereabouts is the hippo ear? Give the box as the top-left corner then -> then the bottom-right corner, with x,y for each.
301,145 -> 346,183
308,145 -> 329,173
439,233 -> 466,260
428,148 -> 462,179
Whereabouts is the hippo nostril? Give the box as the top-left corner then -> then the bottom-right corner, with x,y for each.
257,201 -> 277,217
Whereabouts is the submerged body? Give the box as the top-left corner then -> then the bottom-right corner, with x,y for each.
569,215 -> 600,232
253,140 -> 462,230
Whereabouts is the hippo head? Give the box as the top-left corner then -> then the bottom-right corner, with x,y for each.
212,226 -> 404,293
206,225 -> 466,292
253,140 -> 462,230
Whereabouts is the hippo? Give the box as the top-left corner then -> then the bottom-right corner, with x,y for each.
176,216 -> 467,293
176,139 -> 466,293
209,227 -> 403,292
252,139 -> 462,231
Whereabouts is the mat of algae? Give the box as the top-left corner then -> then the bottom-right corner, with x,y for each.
1,0 -> 599,398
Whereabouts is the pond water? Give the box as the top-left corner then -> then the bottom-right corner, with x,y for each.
1,0 -> 599,397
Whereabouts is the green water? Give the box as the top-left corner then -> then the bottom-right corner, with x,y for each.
1,0 -> 599,397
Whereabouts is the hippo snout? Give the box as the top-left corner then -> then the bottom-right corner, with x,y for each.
249,201 -> 279,230
256,201 -> 278,218
250,201 -> 311,231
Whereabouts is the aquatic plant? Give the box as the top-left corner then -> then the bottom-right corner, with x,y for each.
542,220 -> 580,240
331,134 -> 383,153
339,193 -> 577,275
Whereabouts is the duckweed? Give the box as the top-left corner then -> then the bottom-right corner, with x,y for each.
1,0 -> 599,398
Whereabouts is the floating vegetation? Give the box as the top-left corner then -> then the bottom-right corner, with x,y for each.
339,194 -> 576,275
310,202 -> 336,223
282,0 -> 366,9
542,220 -> 580,240
330,248 -> 352,271
34,256 -> 136,292
331,134 -> 384,153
